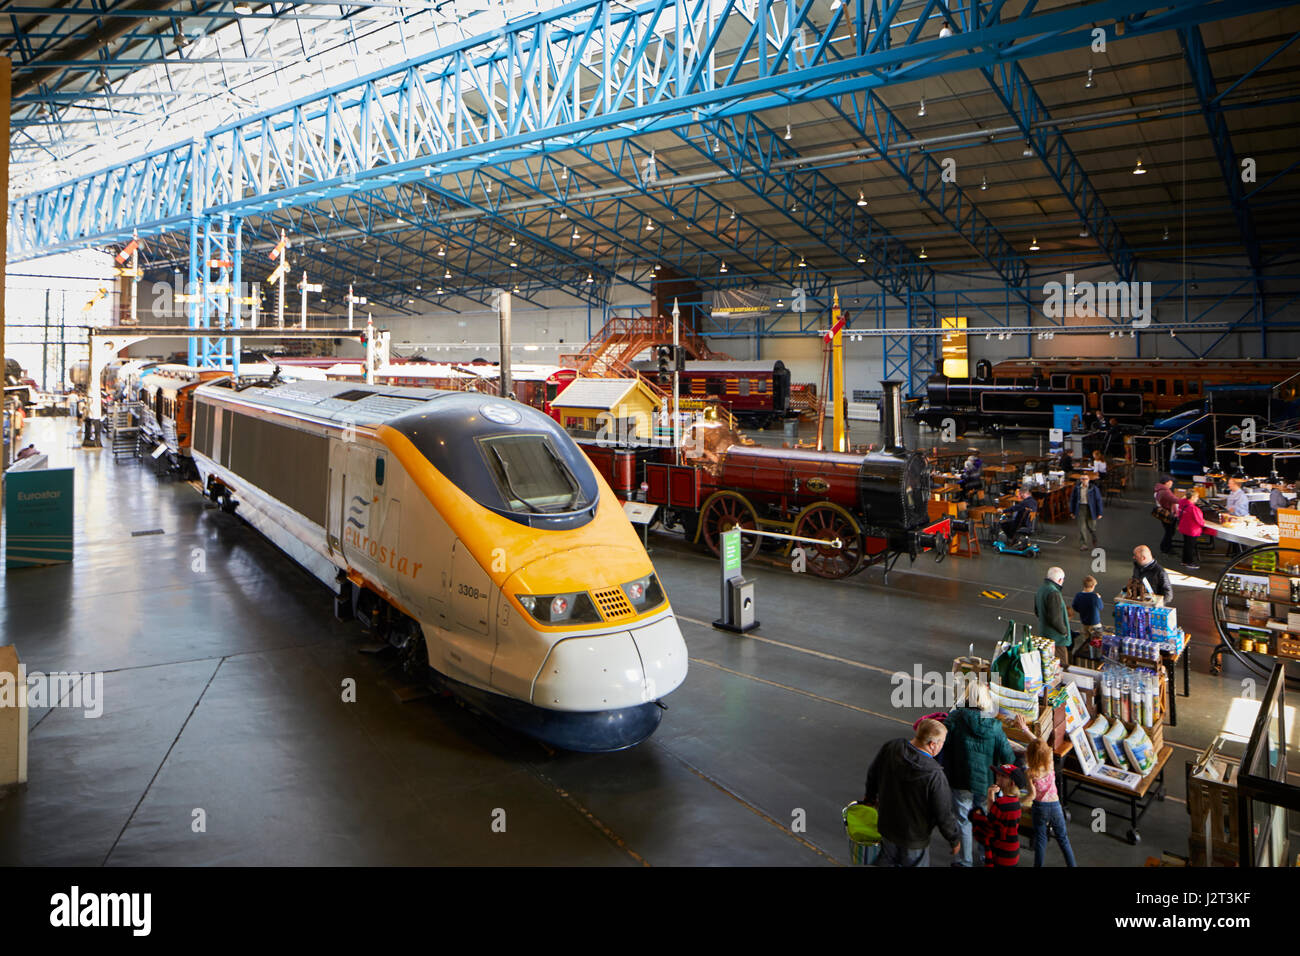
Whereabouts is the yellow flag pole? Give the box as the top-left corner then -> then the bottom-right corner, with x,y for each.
831,290 -> 847,453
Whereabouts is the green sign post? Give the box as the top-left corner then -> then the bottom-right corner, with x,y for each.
713,528 -> 757,633
721,528 -> 742,577
5,467 -> 74,569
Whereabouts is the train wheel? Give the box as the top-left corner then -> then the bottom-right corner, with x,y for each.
793,504 -> 864,579
699,491 -> 761,559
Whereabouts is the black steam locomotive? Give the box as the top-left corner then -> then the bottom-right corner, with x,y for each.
915,360 -> 1145,436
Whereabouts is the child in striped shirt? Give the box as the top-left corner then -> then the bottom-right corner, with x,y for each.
969,764 -> 1027,866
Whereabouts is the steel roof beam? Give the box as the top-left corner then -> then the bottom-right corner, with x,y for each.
12,0 -> 1297,261
1178,25 -> 1264,276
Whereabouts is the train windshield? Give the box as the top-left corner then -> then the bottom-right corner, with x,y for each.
387,393 -> 600,530
480,434 -> 583,513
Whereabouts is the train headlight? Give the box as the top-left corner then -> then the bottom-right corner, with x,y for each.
621,574 -> 666,610
514,591 -> 601,624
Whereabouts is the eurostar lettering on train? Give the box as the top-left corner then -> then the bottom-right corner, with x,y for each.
189,379 -> 688,751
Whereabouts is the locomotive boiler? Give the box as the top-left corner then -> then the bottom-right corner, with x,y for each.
599,381 -> 949,580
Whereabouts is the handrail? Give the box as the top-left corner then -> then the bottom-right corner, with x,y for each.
1148,411 -> 1215,444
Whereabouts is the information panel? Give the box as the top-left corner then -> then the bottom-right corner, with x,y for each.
4,467 -> 74,569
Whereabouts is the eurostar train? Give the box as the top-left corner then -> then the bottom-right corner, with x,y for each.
190,378 -> 688,751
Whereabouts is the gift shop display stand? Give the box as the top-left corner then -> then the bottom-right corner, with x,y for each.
1061,746 -> 1173,846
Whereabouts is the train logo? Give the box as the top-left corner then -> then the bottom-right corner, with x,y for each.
346,495 -> 369,530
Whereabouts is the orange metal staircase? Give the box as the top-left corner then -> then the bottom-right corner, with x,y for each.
559,314 -> 728,384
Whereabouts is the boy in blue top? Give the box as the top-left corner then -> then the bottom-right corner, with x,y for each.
1072,574 -> 1104,642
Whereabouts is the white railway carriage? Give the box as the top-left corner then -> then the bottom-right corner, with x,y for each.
190,379 -> 687,751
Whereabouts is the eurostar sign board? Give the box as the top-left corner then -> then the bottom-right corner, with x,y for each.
5,468 -> 74,568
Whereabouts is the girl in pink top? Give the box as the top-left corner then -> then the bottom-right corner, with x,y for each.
1027,738 -> 1076,867
1177,487 -> 1206,570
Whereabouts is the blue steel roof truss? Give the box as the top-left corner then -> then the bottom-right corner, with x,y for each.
8,0 -> 1299,348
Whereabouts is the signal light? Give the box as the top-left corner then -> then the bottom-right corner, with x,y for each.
656,344 -> 672,385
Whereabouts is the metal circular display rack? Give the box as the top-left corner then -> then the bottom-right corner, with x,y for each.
1210,543 -> 1300,682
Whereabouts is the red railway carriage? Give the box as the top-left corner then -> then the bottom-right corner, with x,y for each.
632,359 -> 792,428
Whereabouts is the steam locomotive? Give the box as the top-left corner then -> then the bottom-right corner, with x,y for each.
915,359 -> 1145,436
581,382 -> 948,579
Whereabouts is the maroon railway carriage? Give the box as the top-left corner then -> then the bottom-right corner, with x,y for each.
631,359 -> 793,428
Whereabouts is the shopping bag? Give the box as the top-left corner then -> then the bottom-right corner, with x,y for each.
992,622 -> 1027,691
1020,643 -> 1044,693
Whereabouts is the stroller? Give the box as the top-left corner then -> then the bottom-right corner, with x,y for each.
990,507 -> 1040,557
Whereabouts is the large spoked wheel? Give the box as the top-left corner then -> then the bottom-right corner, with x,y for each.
699,491 -> 761,559
793,503 -> 865,579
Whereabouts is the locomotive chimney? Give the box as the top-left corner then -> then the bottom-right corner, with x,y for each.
881,380 -> 905,451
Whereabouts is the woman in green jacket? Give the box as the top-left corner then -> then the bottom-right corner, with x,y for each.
944,683 -> 1028,867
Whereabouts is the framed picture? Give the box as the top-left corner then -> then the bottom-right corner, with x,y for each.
1070,727 -> 1099,776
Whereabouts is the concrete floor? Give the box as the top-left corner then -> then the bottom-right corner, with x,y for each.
0,415 -> 1290,866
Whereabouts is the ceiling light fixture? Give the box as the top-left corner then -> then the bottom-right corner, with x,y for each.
857,190 -> 867,206
234,2 -> 253,13
645,219 -> 655,232
918,97 -> 926,118
719,261 -> 728,274
586,272 -> 594,284
1079,226 -> 1089,238
856,253 -> 866,264
730,208 -> 736,220
572,226 -> 580,239
918,247 -> 928,259
1163,226 -> 1170,241
1029,237 -> 1040,251
1022,140 -> 1034,157
438,246 -> 445,256
1133,157 -> 1147,175
784,124 -> 792,141
444,269 -> 451,279
508,236 -> 517,247
559,209 -> 568,219
798,255 -> 807,268
980,175 -> 987,190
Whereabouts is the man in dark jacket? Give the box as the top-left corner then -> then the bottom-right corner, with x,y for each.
863,719 -> 961,867
1069,473 -> 1104,550
1035,566 -> 1072,665
1132,545 -> 1175,604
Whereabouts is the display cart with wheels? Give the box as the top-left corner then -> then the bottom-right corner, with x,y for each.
1062,746 -> 1173,845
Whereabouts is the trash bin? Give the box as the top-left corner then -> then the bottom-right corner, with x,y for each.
728,577 -> 755,630
782,419 -> 798,443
